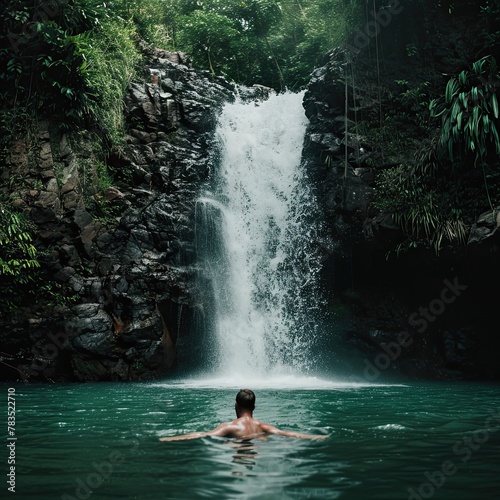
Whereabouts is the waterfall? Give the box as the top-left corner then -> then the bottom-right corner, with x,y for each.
196,91 -> 322,380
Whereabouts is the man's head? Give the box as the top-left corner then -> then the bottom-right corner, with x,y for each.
235,389 -> 255,416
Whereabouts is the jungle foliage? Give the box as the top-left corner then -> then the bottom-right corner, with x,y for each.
0,0 -> 141,147
370,2 -> 500,255
157,0 -> 361,90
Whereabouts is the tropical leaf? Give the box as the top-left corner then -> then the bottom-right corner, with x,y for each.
492,92 -> 499,119
445,79 -> 459,102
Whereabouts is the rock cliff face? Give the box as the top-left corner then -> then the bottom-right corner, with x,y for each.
1,49 -> 235,381
301,2 -> 500,381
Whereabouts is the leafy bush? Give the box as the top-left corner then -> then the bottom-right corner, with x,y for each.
429,56 -> 500,167
0,205 -> 40,311
0,0 -> 107,120
374,166 -> 468,255
118,0 -> 174,48
373,54 -> 500,256
0,206 -> 39,278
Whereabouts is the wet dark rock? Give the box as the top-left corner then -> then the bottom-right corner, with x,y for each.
71,357 -> 107,381
72,330 -> 115,355
143,341 -> 165,368
468,209 -> 500,244
31,207 -> 57,224
54,266 -> 76,283
1,48 -> 234,382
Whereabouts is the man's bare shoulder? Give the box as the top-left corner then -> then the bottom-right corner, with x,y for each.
208,416 -> 270,439
256,421 -> 281,434
207,421 -> 242,437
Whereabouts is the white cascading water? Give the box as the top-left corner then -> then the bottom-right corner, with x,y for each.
196,91 -> 322,381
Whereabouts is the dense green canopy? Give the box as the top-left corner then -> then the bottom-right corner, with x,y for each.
0,0 -> 360,143
160,0 -> 359,89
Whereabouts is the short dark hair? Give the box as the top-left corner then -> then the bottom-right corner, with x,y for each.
236,389 -> 255,410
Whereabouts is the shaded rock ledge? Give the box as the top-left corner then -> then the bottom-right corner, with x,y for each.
1,49 -> 236,381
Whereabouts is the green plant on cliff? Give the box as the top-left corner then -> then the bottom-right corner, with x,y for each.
77,20 -> 141,145
113,0 -> 173,48
356,79 -> 434,163
428,55 -> 500,213
0,0 -> 106,127
429,55 -> 500,168
374,166 -> 468,255
0,205 -> 40,311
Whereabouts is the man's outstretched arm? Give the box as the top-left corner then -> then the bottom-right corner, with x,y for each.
159,423 -> 235,442
159,431 -> 208,442
262,424 -> 330,440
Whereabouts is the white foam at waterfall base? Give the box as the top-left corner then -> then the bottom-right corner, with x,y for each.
153,375 -> 397,390
196,91 -> 324,381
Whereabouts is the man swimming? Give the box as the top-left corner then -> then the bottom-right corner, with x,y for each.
159,389 -> 329,441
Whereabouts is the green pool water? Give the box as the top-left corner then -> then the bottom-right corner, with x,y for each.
4,379 -> 500,499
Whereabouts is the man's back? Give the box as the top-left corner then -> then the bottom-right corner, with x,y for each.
207,416 -> 327,440
210,416 -> 275,439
